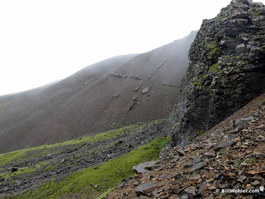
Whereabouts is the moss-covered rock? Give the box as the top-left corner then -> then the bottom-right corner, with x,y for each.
170,0 -> 265,146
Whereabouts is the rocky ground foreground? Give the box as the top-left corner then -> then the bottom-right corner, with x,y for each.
107,93 -> 265,199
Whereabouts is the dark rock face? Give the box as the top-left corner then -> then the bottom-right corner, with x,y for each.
170,0 -> 265,145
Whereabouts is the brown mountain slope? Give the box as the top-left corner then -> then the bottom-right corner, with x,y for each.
106,93 -> 265,199
0,32 -> 196,153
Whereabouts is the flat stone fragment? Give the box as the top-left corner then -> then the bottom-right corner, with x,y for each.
189,162 -> 206,173
135,182 -> 158,195
214,140 -> 236,151
184,186 -> 196,196
133,161 -> 157,174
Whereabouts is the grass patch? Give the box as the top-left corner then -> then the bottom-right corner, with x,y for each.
166,135 -> 172,144
0,124 -> 141,166
0,162 -> 49,180
11,137 -> 166,199
96,187 -> 115,199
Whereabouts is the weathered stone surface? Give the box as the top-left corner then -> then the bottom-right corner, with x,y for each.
183,186 -> 196,196
133,161 -> 157,174
214,140 -> 236,151
189,162 -> 206,172
236,43 -> 246,53
232,116 -> 254,128
202,151 -> 215,159
135,182 -> 157,195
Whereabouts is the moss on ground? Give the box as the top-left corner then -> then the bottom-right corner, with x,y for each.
197,130 -> 206,136
192,81 -> 203,86
11,137 -> 166,199
207,41 -> 219,56
0,124 -> 140,167
209,63 -> 221,73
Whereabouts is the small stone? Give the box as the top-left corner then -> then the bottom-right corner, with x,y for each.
232,116 -> 254,129
171,186 -> 181,194
135,182 -> 158,195
237,175 -> 247,183
214,174 -> 222,180
182,162 -> 193,168
0,177 -> 4,182
133,161 -> 157,174
15,180 -> 21,186
133,181 -> 140,186
177,149 -> 185,156
208,185 -> 217,191
252,180 -> 260,186
192,157 -> 202,164
214,140 -> 236,151
152,190 -> 161,197
202,151 -> 215,159
173,173 -> 183,179
8,167 -> 18,172
180,194 -> 189,199
184,186 -> 196,196
3,186 -> 9,191
238,169 -> 244,175
189,162 -> 206,173
197,182 -> 206,195
236,43 -> 246,53
256,135 -> 265,142
141,87 -> 150,94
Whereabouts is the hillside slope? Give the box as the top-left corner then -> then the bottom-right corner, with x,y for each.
107,92 -> 265,199
0,120 -> 169,198
0,32 -> 196,153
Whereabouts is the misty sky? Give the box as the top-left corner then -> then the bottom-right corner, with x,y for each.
0,0 -> 264,96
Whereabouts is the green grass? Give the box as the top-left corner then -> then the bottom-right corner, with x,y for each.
11,137 -> 167,199
96,188 -> 115,199
0,162 -> 49,180
0,124 -> 140,167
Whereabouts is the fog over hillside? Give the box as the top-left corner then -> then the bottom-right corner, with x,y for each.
0,32 -> 196,153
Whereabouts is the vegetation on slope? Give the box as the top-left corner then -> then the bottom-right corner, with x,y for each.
0,124 -> 140,167
10,138 -> 167,199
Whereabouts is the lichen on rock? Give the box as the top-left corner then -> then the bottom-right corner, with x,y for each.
170,0 -> 265,146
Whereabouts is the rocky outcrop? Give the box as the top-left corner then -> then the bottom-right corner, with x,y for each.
170,0 -> 265,145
